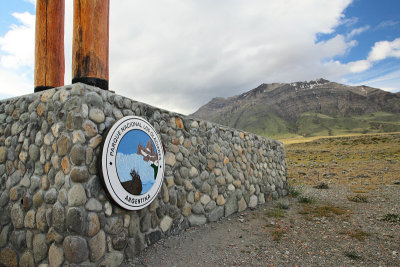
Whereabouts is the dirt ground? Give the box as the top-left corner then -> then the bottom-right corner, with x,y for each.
125,184 -> 399,266
124,134 -> 400,266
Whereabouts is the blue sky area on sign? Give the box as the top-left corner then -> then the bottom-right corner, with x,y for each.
117,129 -> 156,156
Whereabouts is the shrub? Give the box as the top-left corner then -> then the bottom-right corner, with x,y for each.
345,251 -> 362,260
314,182 -> 329,189
298,196 -> 315,204
380,213 -> 400,223
288,185 -> 301,197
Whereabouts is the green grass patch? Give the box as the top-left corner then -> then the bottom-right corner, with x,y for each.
293,111 -> 400,138
288,185 -> 301,197
265,208 -> 285,218
298,196 -> 315,204
241,108 -> 295,137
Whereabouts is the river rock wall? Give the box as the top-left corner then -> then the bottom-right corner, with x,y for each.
0,83 -> 287,266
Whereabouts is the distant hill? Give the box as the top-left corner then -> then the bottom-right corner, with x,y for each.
192,79 -> 400,138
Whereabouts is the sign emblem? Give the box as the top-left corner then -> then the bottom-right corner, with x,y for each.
101,116 -> 165,210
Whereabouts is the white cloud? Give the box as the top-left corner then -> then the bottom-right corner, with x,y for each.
0,1 -> 70,96
345,60 -> 372,73
375,20 -> 399,30
347,25 -> 370,39
316,34 -> 357,57
5,0 -> 396,114
340,17 -> 359,27
109,0 -> 356,113
0,12 -> 35,69
368,38 -> 400,62
0,11 -> 35,96
350,69 -> 400,93
0,66 -> 32,97
24,0 -> 36,5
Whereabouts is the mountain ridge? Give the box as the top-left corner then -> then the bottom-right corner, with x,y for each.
192,79 -> 400,138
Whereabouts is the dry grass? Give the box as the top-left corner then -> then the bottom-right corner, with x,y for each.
298,196 -> 315,204
347,194 -> 369,203
271,227 -> 285,241
265,208 -> 285,218
339,229 -> 371,241
280,132 -> 400,145
299,204 -> 347,220
284,133 -> 400,189
267,223 -> 289,242
350,189 -> 370,194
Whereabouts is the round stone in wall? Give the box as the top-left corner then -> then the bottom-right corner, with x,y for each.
63,236 -> 89,264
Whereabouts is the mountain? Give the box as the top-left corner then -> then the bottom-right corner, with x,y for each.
192,79 -> 400,138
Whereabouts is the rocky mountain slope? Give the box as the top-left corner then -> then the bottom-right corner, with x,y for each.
192,79 -> 400,137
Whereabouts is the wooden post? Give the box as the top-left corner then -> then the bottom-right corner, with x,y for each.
72,0 -> 110,90
34,0 -> 65,92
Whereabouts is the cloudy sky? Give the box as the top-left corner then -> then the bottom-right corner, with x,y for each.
0,0 -> 399,114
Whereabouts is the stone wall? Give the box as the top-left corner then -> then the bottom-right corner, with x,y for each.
0,83 -> 287,266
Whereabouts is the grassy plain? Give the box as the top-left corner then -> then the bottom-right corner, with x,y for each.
254,111 -> 400,139
282,133 -> 400,190
295,111 -> 400,138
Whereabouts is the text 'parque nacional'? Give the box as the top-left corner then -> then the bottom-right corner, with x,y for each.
101,116 -> 165,210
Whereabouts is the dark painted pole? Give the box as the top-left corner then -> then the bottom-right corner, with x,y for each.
34,0 -> 65,92
72,0 -> 110,90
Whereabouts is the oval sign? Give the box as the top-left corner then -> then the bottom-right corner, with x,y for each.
101,116 -> 165,210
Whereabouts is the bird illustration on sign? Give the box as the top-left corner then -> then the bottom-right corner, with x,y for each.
116,130 -> 159,195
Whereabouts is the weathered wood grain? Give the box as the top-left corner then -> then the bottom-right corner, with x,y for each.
72,0 -> 109,90
34,0 -> 65,92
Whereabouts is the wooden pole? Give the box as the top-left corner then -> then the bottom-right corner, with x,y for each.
72,0 -> 110,90
34,0 -> 65,92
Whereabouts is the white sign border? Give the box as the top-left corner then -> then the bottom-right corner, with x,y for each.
101,116 -> 165,210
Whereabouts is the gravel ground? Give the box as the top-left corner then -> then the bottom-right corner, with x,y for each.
124,184 -> 400,266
